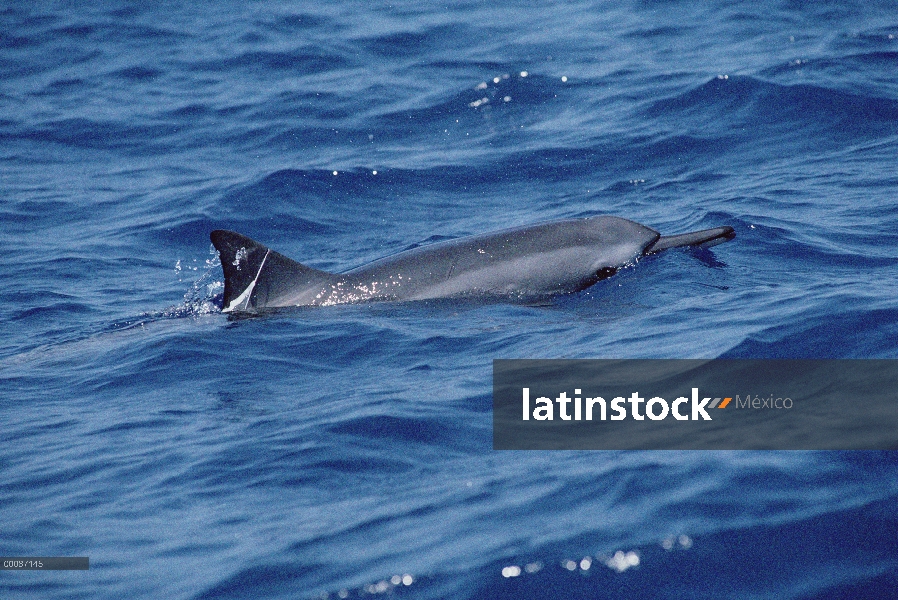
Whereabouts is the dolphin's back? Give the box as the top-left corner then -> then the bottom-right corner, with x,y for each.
345,217 -> 659,301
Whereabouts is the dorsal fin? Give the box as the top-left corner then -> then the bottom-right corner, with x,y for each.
210,230 -> 333,312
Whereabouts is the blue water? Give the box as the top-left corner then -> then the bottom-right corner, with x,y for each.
2,1 -> 898,598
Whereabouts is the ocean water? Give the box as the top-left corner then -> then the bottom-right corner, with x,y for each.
2,1 -> 898,598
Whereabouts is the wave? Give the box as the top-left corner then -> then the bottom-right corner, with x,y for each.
646,75 -> 898,136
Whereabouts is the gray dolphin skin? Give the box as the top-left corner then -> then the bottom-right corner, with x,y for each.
210,216 -> 734,313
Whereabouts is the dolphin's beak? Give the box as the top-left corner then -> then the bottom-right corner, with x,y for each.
644,226 -> 735,255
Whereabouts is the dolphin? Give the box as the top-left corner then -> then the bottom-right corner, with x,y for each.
210,216 -> 734,313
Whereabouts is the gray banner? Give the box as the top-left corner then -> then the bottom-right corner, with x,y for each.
493,359 -> 898,450
1,557 -> 89,570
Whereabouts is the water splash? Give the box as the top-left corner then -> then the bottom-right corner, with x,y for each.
163,245 -> 224,318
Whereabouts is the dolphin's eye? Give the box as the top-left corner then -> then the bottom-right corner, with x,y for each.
595,267 -> 618,281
